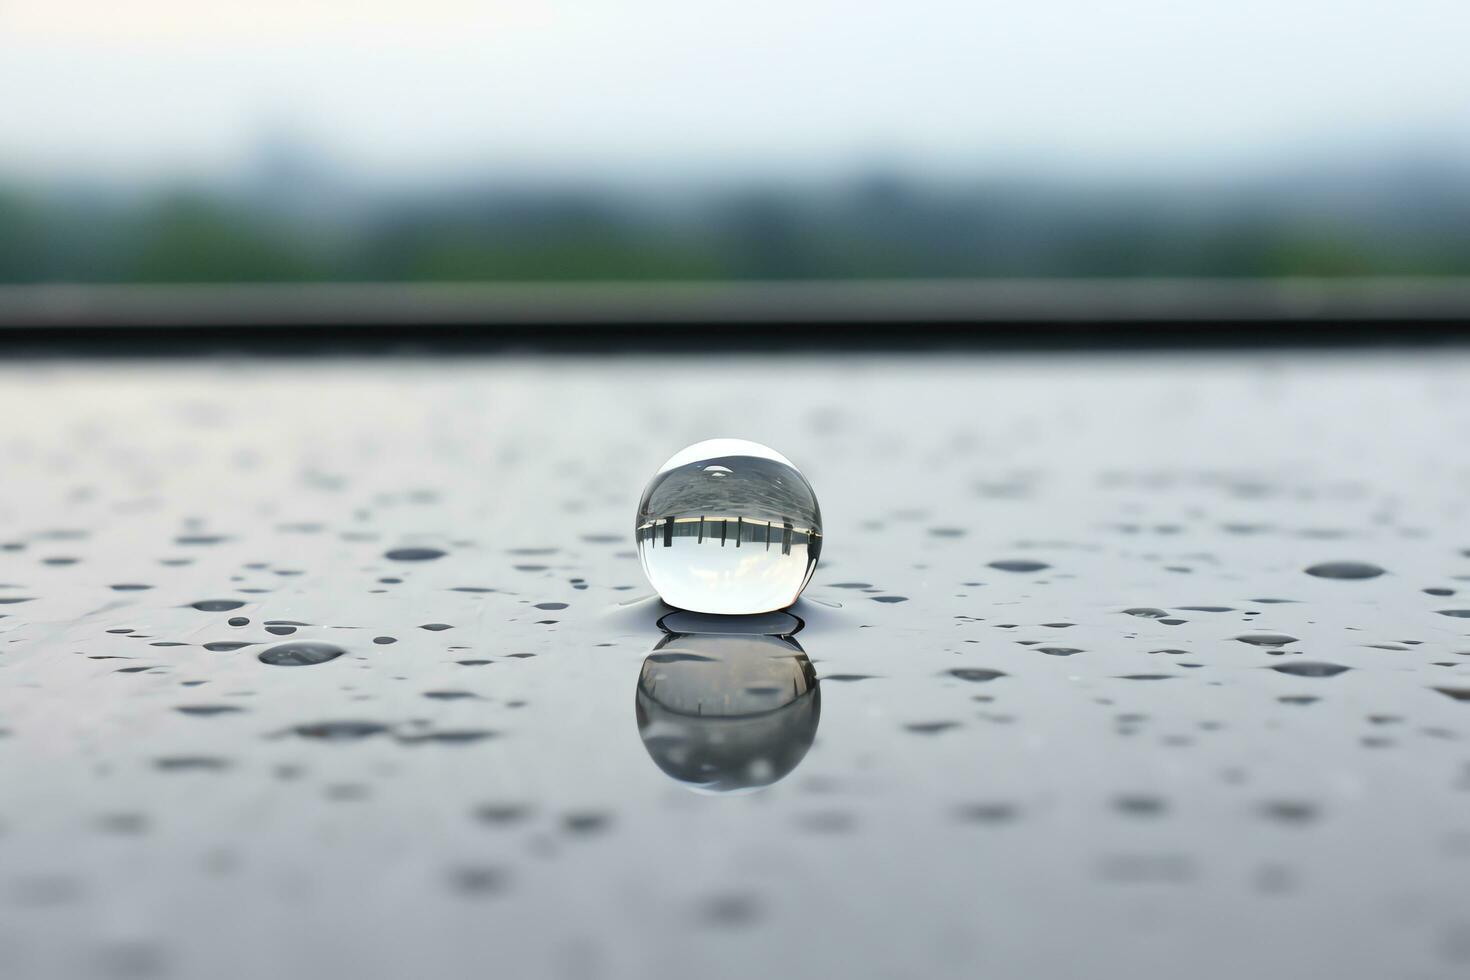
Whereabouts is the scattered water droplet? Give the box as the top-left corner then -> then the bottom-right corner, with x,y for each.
175,705 -> 245,717
1305,561 -> 1385,579
1269,661 -> 1351,677
153,756 -> 231,771
1259,800 -> 1320,823
988,559 -> 1049,573
1114,795 -> 1168,817
954,802 -> 1019,824
287,720 -> 391,741
946,668 -> 1006,683
904,721 -> 961,734
1236,633 -> 1300,647
258,642 -> 346,666
385,547 -> 446,561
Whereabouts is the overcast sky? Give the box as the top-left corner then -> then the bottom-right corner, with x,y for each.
2,0 -> 1468,184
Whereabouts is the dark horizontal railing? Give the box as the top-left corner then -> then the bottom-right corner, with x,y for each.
1,278 -> 1468,352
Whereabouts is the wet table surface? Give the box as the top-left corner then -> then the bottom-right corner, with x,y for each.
2,349 -> 1470,980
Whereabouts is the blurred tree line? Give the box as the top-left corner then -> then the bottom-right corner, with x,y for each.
2,171 -> 1468,283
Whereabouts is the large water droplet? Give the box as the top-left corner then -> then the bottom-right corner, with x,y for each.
636,439 -> 821,615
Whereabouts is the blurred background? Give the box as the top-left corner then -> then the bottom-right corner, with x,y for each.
2,0 -> 1468,285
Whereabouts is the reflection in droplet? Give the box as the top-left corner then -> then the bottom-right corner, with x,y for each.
636,629 -> 820,793
635,439 -> 821,615
258,642 -> 346,666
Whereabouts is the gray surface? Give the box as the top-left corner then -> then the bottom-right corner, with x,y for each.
1,350 -> 1469,979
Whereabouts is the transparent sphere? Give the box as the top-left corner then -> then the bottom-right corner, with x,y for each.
636,438 -> 822,614
635,628 -> 820,793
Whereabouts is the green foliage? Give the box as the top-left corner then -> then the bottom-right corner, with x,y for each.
1,180 -> 1467,283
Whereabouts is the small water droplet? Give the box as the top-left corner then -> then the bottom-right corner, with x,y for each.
1305,561 -> 1385,580
258,642 -> 346,666
1259,800 -> 1320,823
946,668 -> 1006,683
154,756 -> 231,771
1113,795 -> 1168,817
988,559 -> 1049,573
1236,633 -> 1300,647
904,721 -> 961,734
384,547 -> 446,561
1270,661 -> 1350,677
287,720 -> 390,740
191,599 -> 246,612
954,802 -> 1019,824
561,812 -> 612,835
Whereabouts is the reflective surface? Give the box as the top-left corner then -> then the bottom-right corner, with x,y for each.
1,351 -> 1470,980
636,439 -> 821,614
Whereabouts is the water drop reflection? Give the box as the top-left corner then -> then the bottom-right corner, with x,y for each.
635,626 -> 820,794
